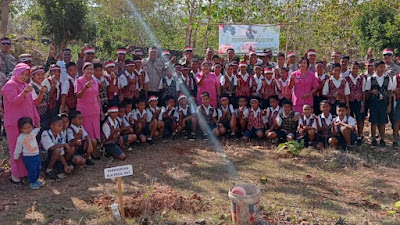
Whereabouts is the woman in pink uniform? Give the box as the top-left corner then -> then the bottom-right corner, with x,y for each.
289,57 -> 319,113
2,63 -> 40,184
196,62 -> 220,107
75,62 -> 100,158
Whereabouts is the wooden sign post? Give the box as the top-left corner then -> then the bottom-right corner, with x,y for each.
104,165 -> 133,223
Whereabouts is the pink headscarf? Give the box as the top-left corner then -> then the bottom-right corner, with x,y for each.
11,63 -> 30,88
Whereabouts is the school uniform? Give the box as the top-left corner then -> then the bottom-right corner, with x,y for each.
340,69 -> 351,78
297,114 -> 317,145
117,115 -> 131,130
274,111 -> 299,139
119,71 -> 139,104
322,76 -> 350,115
259,78 -> 278,108
251,74 -> 264,105
61,75 -> 77,111
197,104 -> 218,129
133,68 -> 150,100
276,77 -> 292,105
174,104 -> 197,132
314,73 -> 329,115
104,72 -> 119,107
160,106 -> 177,135
333,115 -> 357,146
101,117 -> 125,157
41,129 -> 65,171
220,74 -> 238,108
66,124 -> 89,155
244,107 -> 267,138
236,73 -> 252,99
365,74 -> 394,124
159,76 -> 180,105
178,75 -> 195,98
217,104 -> 235,130
317,113 -> 334,147
42,77 -> 61,117
93,75 -> 109,113
133,109 -> 150,135
346,74 -> 366,122
265,106 -> 282,128
392,75 -> 400,121
31,81 -> 50,129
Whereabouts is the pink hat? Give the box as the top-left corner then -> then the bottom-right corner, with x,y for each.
178,94 -> 187,101
116,49 -> 127,54
31,67 -> 45,75
107,106 -> 119,113
148,95 -> 158,102
287,51 -> 296,58
104,61 -> 115,69
84,47 -> 95,54
307,50 -> 317,56
383,48 -> 393,55
264,67 -> 274,74
239,61 -> 248,67
162,50 -> 170,55
12,63 -> 30,80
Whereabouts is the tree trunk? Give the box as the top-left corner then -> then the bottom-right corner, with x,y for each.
203,0 -> 212,51
1,0 -> 12,37
185,0 -> 196,47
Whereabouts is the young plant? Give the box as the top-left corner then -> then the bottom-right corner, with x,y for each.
277,140 -> 305,157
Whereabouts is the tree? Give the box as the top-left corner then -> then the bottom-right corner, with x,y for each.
1,0 -> 14,37
353,0 -> 400,55
33,0 -> 90,50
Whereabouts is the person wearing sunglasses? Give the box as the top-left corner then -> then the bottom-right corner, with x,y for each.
382,48 -> 400,78
0,37 -> 17,78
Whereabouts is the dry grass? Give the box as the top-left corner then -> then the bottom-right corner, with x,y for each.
0,132 -> 400,225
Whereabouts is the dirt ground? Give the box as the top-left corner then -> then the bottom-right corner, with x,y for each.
1,124 -> 400,225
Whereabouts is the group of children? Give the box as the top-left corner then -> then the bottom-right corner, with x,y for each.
10,46 -> 400,190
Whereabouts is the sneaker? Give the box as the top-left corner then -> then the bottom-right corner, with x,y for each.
182,130 -> 188,139
34,181 -> 43,187
357,138 -> 362,146
372,140 -> 378,146
147,139 -> 154,145
345,145 -> 354,151
46,170 -> 58,180
91,155 -> 101,160
85,159 -> 95,166
393,141 -> 399,147
126,147 -> 133,152
203,134 -> 209,141
380,139 -> 387,147
188,133 -> 196,141
57,173 -> 67,179
29,182 -> 40,190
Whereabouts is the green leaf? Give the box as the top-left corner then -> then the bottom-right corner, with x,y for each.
394,201 -> 400,209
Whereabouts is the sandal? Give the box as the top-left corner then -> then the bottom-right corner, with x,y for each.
9,177 -> 23,185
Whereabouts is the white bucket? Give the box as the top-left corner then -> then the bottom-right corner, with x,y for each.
228,183 -> 261,225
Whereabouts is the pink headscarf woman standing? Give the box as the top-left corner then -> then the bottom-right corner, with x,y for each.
1,63 -> 40,184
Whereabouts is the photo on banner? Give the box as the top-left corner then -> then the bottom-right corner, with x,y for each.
218,25 -> 280,55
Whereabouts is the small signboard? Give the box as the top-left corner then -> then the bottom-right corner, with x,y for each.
104,165 -> 133,179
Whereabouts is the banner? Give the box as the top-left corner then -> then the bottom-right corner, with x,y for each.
218,25 -> 280,54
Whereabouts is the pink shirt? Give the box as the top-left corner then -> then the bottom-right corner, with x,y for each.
196,72 -> 220,108
75,76 -> 100,116
1,80 -> 39,127
291,70 -> 319,112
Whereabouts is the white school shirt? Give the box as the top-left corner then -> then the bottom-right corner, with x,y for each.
160,106 -> 177,120
92,75 -> 109,87
102,116 -> 120,139
217,104 -> 235,120
42,78 -> 61,100
235,106 -> 249,118
253,74 -> 264,92
31,81 -> 42,100
265,106 -> 282,119
276,111 -> 299,127
365,74 -> 394,91
66,124 -> 89,142
298,114 -> 318,131
315,73 -> 327,80
133,109 -> 149,123
260,78 -> 278,94
249,107 -> 268,124
174,104 -> 197,121
333,115 -> 356,130
340,69 -> 351,78
197,105 -> 217,118
117,116 -> 130,127
322,76 -> 350,96
276,76 -> 291,90
158,76 -> 180,91
317,113 -> 333,128
238,72 -> 253,87
61,75 -> 77,95
118,71 -> 135,89
220,74 -> 238,86
147,106 -> 162,121
41,129 -> 65,155
347,74 -> 366,92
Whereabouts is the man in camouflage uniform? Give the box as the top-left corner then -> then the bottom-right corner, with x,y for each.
382,48 -> 400,78
0,37 -> 17,79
